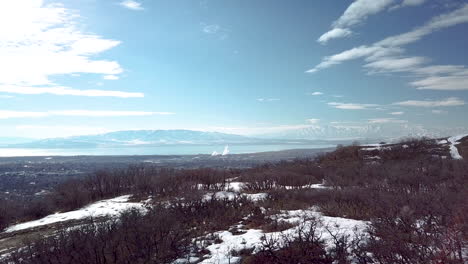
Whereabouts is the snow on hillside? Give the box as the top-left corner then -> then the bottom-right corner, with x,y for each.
447,134 -> 467,160
5,195 -> 147,233
190,209 -> 368,264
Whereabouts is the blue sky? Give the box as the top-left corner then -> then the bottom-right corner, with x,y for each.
0,0 -> 467,138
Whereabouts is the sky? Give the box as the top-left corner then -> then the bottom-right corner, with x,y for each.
0,0 -> 468,138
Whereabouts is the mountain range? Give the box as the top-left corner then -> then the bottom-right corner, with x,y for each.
2,125 -> 467,149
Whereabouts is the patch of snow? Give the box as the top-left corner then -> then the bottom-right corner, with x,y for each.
199,209 -> 368,264
203,191 -> 268,202
283,183 -> 331,190
203,191 -> 238,201
226,182 -> 245,192
243,193 -> 268,202
5,195 -> 147,233
448,134 -> 467,160
172,257 -> 200,264
200,229 -> 264,264
438,139 -> 448,145
34,190 -> 49,196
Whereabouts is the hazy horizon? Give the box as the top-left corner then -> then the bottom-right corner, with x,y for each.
1,0 -> 468,140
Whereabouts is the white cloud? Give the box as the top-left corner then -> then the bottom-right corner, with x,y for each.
318,28 -> 352,44
364,56 -> 428,73
0,1 -> 141,97
309,92 -> 324,96
103,75 -> 120,80
389,111 -> 404,115
0,86 -> 144,98
390,0 -> 427,10
334,0 -> 395,28
328,102 -> 379,110
203,24 -> 221,34
377,4 -> 468,47
431,109 -> 447,114
306,119 -> 320,124
368,118 -> 408,124
309,4 -> 468,72
257,98 -> 280,102
410,75 -> 468,90
201,23 -> 229,40
393,97 -> 465,107
119,0 -> 144,10
0,111 -> 48,119
205,124 -> 315,136
0,95 -> 14,98
15,125 -> 110,138
0,110 -> 174,119
318,0 -> 394,44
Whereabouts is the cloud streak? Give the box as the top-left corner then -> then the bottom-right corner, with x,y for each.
0,110 -> 174,119
368,118 -> 408,124
119,0 -> 144,10
0,1 -> 143,98
0,86 -> 144,98
310,4 -> 468,71
328,102 -> 379,110
393,97 -> 465,107
257,98 -> 280,102
318,0 -> 427,44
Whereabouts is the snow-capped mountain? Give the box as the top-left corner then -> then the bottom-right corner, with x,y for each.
11,130 -> 261,148
260,124 -> 468,142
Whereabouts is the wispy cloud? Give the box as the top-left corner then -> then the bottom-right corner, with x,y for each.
0,110 -> 174,119
0,1 -> 140,97
317,0 -> 426,44
119,0 -> 144,10
410,75 -> 468,90
103,75 -> 120,80
318,28 -> 352,44
15,125 -> 110,138
393,97 -> 465,107
202,24 -> 221,34
201,23 -> 229,40
368,118 -> 408,124
364,56 -> 428,73
0,86 -> 144,98
431,109 -> 447,114
257,98 -> 280,102
389,111 -> 404,115
390,0 -> 427,10
328,102 -> 379,110
310,4 -> 468,92
309,4 -> 468,71
309,92 -> 324,96
306,119 -> 320,124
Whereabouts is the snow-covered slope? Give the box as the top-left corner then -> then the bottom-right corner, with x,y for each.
5,195 -> 147,233
447,134 -> 468,160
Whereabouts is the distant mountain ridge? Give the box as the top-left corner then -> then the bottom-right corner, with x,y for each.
6,129 -> 343,149
9,130 -> 258,149
261,124 -> 468,141
5,127 -> 467,149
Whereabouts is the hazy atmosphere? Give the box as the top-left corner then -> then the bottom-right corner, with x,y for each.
0,2 -> 467,264
1,0 -> 468,140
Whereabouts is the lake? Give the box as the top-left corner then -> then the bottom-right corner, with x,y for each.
0,144 -> 336,157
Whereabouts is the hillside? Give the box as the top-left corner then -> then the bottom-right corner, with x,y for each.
1,136 -> 466,264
